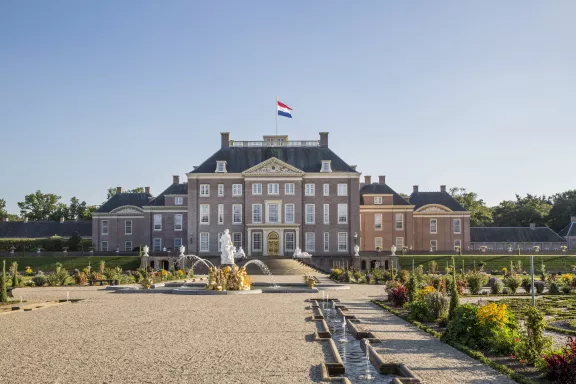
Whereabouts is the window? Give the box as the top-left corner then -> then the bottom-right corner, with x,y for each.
218,184 -> 224,197
252,204 -> 262,224
338,204 -> 348,224
218,204 -> 224,225
125,241 -> 132,252
285,204 -> 294,224
101,220 -> 109,235
233,233 -> 242,248
125,220 -> 132,235
337,184 -> 348,196
453,219 -> 461,234
323,204 -> 329,224
252,183 -> 262,195
153,238 -> 161,252
154,214 -> 162,230
232,184 -> 242,196
199,233 -> 209,252
305,204 -> 315,224
430,219 -> 437,234
217,232 -> 223,251
232,204 -> 242,224
305,184 -> 315,196
374,214 -> 382,230
395,213 -> 403,230
216,161 -> 227,173
430,240 -> 437,251
200,205 -> 210,224
174,214 -> 183,231
101,241 -> 108,251
285,232 -> 295,252
454,240 -> 462,250
305,232 -> 315,252
321,160 -> 332,172
323,232 -> 329,252
267,203 -> 280,224
338,232 -> 348,252
395,237 -> 404,248
200,184 -> 210,197
374,197 -> 383,204
285,183 -> 295,195
175,197 -> 184,206
174,238 -> 182,249
267,183 -> 279,195
323,184 -> 329,196
253,232 -> 262,252
375,237 -> 383,249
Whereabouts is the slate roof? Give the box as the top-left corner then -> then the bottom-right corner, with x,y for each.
190,147 -> 357,173
559,222 -> 576,237
96,193 -> 153,213
471,227 -> 567,243
0,221 -> 92,238
359,184 -> 411,206
409,191 -> 467,212
148,183 -> 188,206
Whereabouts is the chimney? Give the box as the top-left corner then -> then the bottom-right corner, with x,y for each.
145,186 -> 150,194
379,175 -> 386,185
116,186 -> 122,194
440,185 -> 446,193
60,217 -> 65,223
530,223 -> 536,230
173,175 -> 180,184
350,165 -> 357,171
413,185 -> 419,193
221,132 -> 230,148
319,132 -> 329,147
364,175 -> 371,185
24,217 -> 28,223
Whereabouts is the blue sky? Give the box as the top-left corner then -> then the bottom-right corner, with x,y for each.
1,1 -> 575,213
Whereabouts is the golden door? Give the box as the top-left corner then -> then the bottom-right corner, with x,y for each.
267,232 -> 280,256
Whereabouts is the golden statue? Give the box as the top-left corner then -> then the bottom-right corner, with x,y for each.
205,264 -> 252,291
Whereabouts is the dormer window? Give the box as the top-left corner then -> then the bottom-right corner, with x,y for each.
321,160 -> 332,173
216,161 -> 227,173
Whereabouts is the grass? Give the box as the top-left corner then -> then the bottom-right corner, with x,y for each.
0,256 -> 140,272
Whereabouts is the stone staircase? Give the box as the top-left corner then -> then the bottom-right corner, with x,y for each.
241,258 -> 326,275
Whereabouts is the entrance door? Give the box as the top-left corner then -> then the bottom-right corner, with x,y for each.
268,232 -> 280,256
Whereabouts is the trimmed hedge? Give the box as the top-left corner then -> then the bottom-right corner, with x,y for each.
0,238 -> 93,252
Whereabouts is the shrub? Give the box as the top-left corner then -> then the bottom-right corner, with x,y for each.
549,281 -> 561,294
353,270 -> 365,283
466,272 -> 489,295
534,280 -> 545,294
442,304 -> 483,348
521,276 -> 532,293
398,269 -> 410,284
428,261 -> 438,274
388,284 -> 409,307
330,268 -> 343,280
406,276 -> 418,302
514,307 -> 552,365
414,265 -> 425,282
424,291 -> 450,320
73,270 -> 87,285
491,279 -> 504,294
503,276 -> 521,294
502,287 -> 510,295
449,259 -> 459,320
559,273 -> 574,287
0,261 -> 7,303
371,268 -> 386,281
31,275 -> 47,287
542,337 -> 576,383
561,285 -> 572,295
46,273 -> 61,287
418,285 -> 436,297
408,300 -> 429,321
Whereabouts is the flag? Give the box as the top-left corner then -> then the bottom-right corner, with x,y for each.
277,101 -> 293,118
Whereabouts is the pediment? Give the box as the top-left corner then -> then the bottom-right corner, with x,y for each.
110,205 -> 145,215
242,157 -> 304,176
416,204 -> 452,213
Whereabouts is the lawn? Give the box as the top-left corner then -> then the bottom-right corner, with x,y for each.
0,256 -> 140,272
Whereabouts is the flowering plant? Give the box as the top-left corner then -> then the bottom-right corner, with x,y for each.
417,285 -> 436,297
25,266 -> 33,276
477,303 -> 509,327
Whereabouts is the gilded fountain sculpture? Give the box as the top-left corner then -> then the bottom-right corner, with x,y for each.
204,229 -> 252,291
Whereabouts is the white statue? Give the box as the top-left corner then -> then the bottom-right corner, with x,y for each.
293,247 -> 300,258
220,229 -> 235,265
390,245 -> 396,256
293,247 -> 312,258
354,244 -> 360,257
235,246 -> 246,261
179,245 -> 185,256
143,245 -> 149,257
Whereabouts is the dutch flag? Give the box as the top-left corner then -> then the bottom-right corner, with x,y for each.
277,100 -> 293,118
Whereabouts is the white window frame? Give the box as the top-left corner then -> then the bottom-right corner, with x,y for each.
323,204 -> 329,224
338,204 -> 348,224
232,232 -> 242,248
323,184 -> 329,196
101,241 -> 108,251
430,219 -> 438,234
305,204 -> 315,224
174,196 -> 184,206
323,232 -> 329,252
395,237 -> 404,248
101,220 -> 109,236
285,232 -> 295,252
266,203 -> 281,224
305,183 -> 315,196
284,183 -> 295,195
232,184 -> 243,196
153,238 -> 162,252
218,204 -> 224,225
374,197 -> 383,204
338,232 -> 348,252
454,239 -> 462,250
285,203 -> 295,224
252,232 -> 262,252
174,214 -> 183,231
305,232 -> 315,252
337,184 -> 348,196
252,183 -> 262,195
216,161 -> 227,173
124,241 -> 132,252
267,183 -> 279,195
218,184 -> 224,197
232,204 -> 242,224
200,204 -> 210,225
374,214 -> 382,230
252,204 -> 262,224
430,240 -> 437,251
199,233 -> 209,252
200,184 -> 210,197
124,220 -> 132,235
375,237 -> 383,250
453,218 -> 461,234
321,160 -> 332,172
153,214 -> 162,231
395,213 -> 404,230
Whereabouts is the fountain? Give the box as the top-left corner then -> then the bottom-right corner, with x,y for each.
339,321 -> 348,343
243,259 -> 278,288
358,339 -> 375,381
205,265 -> 251,291
189,258 -> 214,277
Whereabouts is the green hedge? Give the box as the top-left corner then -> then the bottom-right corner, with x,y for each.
0,256 -> 140,272
0,238 -> 93,252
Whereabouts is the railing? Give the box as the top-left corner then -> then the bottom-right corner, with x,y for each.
230,140 -> 320,147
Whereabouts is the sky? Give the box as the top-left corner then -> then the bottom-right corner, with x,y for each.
1,1 -> 575,214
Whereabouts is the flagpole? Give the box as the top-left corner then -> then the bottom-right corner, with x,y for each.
275,96 -> 278,136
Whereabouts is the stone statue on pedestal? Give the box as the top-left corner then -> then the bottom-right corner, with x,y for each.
235,246 -> 246,261
179,245 -> 185,256
220,229 -> 235,265
354,244 -> 360,257
390,245 -> 397,256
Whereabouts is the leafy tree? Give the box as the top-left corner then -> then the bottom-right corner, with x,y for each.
0,199 -> 19,221
18,191 -> 66,221
492,194 -> 552,227
106,187 -> 146,200
66,232 -> 83,251
547,190 -> 576,232
449,187 -> 493,227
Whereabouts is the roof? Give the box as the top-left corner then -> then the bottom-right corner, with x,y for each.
0,221 -> 92,238
471,227 -> 567,243
559,222 -> 576,237
409,191 -> 466,212
190,147 -> 357,173
359,184 -> 411,206
148,183 -> 188,206
96,193 -> 153,213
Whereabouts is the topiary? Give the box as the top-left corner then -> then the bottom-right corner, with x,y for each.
491,279 -> 504,294
549,281 -> 561,294
466,271 -> 489,295
503,276 -> 521,294
449,258 -> 459,320
31,275 -> 47,287
521,276 -> 532,293
0,260 -> 7,303
534,280 -> 545,294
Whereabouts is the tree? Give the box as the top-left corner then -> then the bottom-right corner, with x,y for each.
547,190 -> 576,232
106,187 -> 146,200
18,191 -> 66,221
0,199 -> 19,221
492,194 -> 552,227
449,187 -> 493,227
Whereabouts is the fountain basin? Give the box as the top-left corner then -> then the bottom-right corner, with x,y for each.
172,288 -> 262,295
